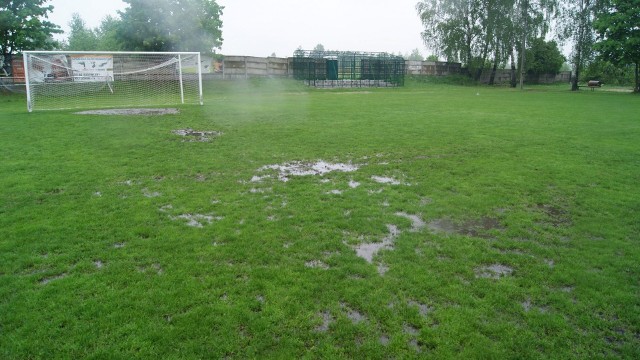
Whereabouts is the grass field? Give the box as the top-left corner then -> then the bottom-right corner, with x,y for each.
1,79 -> 639,358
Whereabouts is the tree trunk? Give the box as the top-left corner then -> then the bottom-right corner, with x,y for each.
489,47 -> 500,85
635,62 -> 639,93
510,51 -> 517,88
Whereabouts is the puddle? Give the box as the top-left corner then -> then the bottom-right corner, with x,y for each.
305,260 -> 329,270
475,264 -> 513,279
345,308 -> 367,324
371,176 -> 401,185
40,273 -> 67,285
172,129 -> 222,142
315,311 -> 334,332
113,242 -> 125,248
142,188 -> 161,198
377,263 -> 389,276
171,213 -> 223,228
403,323 -> 420,336
354,224 -> 400,263
395,212 -> 426,232
94,260 -> 104,269
93,191 -> 102,197
138,263 -> 163,275
258,161 -> 359,182
522,298 -> 548,313
327,190 -> 343,195
427,217 -> 504,238
545,259 -> 555,268
408,300 -> 432,317
348,180 -> 360,188
76,108 -> 179,115
379,335 -> 390,346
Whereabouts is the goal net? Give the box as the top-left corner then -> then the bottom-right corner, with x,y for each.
23,51 -> 203,112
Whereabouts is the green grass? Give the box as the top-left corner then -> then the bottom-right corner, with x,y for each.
1,79 -> 639,358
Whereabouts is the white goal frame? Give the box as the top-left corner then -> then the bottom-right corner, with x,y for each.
23,51 -> 204,112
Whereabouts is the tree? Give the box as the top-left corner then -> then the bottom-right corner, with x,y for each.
116,0 -> 223,52
65,13 -> 98,50
1,0 -> 62,72
523,38 -> 565,80
407,48 -> 424,61
594,0 -> 640,92
94,15 -> 123,51
558,0 -> 600,91
416,0 -> 557,85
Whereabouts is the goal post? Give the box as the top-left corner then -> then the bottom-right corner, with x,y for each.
22,51 -> 203,112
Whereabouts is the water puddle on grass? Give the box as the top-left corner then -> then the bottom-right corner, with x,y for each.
475,264 -> 513,279
76,108 -> 179,115
354,224 -> 400,263
396,212 -> 426,232
408,300 -> 432,317
94,260 -> 104,269
172,129 -> 223,142
305,260 -> 329,270
315,311 -> 334,332
39,273 -> 67,285
142,188 -> 161,198
257,161 -> 359,182
427,217 -> 504,238
371,175 -> 401,185
170,213 -> 224,228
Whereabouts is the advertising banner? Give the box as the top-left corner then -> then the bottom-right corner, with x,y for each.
71,55 -> 113,82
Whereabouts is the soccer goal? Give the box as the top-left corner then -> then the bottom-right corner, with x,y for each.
23,51 -> 203,112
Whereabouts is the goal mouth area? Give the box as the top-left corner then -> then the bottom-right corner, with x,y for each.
74,108 -> 180,116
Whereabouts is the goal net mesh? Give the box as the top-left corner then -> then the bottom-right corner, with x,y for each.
24,52 -> 202,111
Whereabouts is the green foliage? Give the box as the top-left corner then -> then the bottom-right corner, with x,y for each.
65,13 -> 98,51
117,0 -> 223,52
583,60 -> 635,85
524,38 -> 565,76
0,0 -> 62,56
426,54 -> 439,62
406,48 -> 424,61
594,0 -> 640,92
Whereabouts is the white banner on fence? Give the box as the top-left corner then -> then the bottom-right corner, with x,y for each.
71,55 -> 113,82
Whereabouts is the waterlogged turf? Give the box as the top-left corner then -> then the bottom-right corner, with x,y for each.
1,80 -> 639,358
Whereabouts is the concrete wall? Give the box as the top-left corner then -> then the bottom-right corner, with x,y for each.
477,69 -> 572,85
206,56 -> 292,79
405,61 -> 463,76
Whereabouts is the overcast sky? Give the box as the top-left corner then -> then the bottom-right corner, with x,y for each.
47,0 -> 429,57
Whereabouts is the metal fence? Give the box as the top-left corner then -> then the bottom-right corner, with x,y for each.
292,50 -> 405,87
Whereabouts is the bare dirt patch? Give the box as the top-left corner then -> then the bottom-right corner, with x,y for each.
172,129 -> 222,142
536,203 -> 571,227
75,108 -> 179,116
427,217 -> 504,238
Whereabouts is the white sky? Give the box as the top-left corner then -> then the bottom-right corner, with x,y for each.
47,0 -> 429,57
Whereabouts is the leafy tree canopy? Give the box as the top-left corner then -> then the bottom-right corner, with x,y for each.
594,0 -> 640,92
524,38 -> 565,76
116,0 -> 223,52
1,0 -> 62,57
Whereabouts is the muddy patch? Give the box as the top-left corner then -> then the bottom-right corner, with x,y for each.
76,108 -> 179,116
354,224 -> 400,263
427,217 -> 504,238
536,203 -> 571,227
475,264 -> 513,279
257,161 -> 359,182
172,129 -> 222,142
